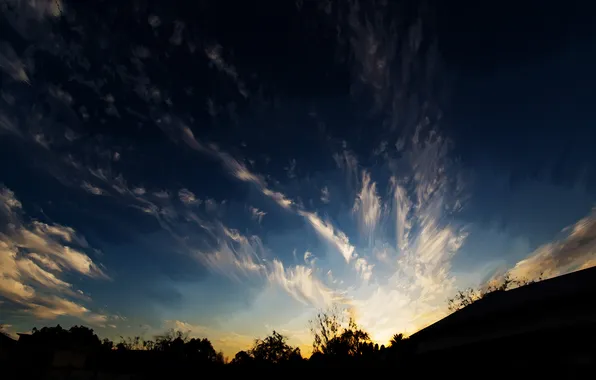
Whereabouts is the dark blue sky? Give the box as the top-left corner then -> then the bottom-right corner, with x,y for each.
0,0 -> 595,356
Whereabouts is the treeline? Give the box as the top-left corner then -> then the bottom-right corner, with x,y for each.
5,275 -> 540,371
11,308 -> 414,369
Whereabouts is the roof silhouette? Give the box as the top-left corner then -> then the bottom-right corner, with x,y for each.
410,266 -> 596,353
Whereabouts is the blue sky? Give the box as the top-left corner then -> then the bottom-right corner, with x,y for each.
1,0 -> 595,357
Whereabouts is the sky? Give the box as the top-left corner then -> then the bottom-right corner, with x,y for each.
1,0 -> 595,358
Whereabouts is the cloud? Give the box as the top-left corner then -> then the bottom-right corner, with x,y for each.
4,0 -> 63,21
49,140 -> 355,315
303,251 -> 315,265
178,188 -> 199,205
343,1 -> 439,133
16,257 -> 71,290
81,181 -> 104,196
0,269 -> 36,301
345,128 -> 468,342
0,188 -> 105,279
0,41 -> 30,83
509,208 -> 596,280
194,220 -> 342,311
29,296 -> 107,324
354,257 -> 374,282
153,190 -> 170,199
0,112 -> 22,137
73,168 -> 191,245
391,179 -> 412,252
320,186 -> 330,203
249,206 -> 266,223
16,225 -> 107,278
0,186 -> 22,213
0,186 -> 109,325
333,149 -> 359,187
285,159 -> 297,179
169,20 -> 185,46
0,4 -> 469,346
298,210 -> 355,263
205,44 -> 238,81
160,120 -> 357,265
267,259 -> 342,309
353,171 -> 382,243
204,44 -> 247,98
195,224 -> 267,282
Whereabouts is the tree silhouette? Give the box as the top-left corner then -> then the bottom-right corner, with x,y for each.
309,306 -> 371,358
28,325 -> 103,351
230,350 -> 253,365
447,273 -> 543,312
184,337 -> 222,363
153,329 -> 188,352
100,338 -> 113,351
324,319 -> 370,357
116,336 -> 143,351
248,330 -> 301,364
390,333 -> 404,347
309,306 -> 343,354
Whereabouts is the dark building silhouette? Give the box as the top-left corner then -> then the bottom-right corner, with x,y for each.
408,266 -> 596,374
0,332 -> 17,365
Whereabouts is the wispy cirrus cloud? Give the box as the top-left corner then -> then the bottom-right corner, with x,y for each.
76,171 -> 343,313
166,122 -> 467,339
178,188 -> 199,205
249,206 -> 266,223
30,296 -> 108,324
340,127 -> 468,342
159,120 -> 357,265
267,259 -> 344,309
204,44 -> 247,98
153,110 -> 469,340
195,224 -> 267,282
0,41 -> 31,84
6,0 -> 591,353
298,210 -> 355,263
354,257 -> 374,282
353,171 -> 382,244
81,181 -> 105,196
193,221 -> 343,311
0,186 -> 109,325
39,130 -> 353,315
508,208 -> 596,280
320,186 -> 330,203
333,149 -> 359,188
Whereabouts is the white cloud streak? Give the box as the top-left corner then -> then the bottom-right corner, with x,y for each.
195,224 -> 267,282
158,120 -> 356,265
0,186 -> 109,324
0,41 -> 30,83
298,210 -> 355,263
249,206 -> 266,223
267,259 -> 343,309
353,171 -> 382,244
81,181 -> 104,196
320,186 -> 330,203
354,257 -> 374,282
178,188 -> 199,205
193,220 -> 342,311
348,128 -> 468,343
509,208 -> 596,280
